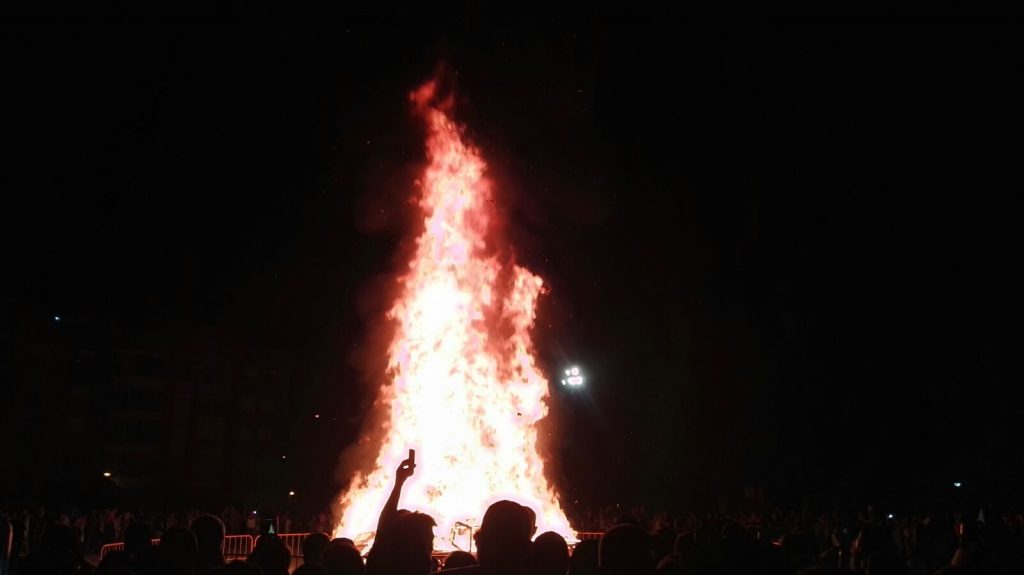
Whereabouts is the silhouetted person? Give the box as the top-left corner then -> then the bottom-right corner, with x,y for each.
528,531 -> 569,575
442,500 -> 533,575
124,522 -> 153,557
160,527 -> 198,575
302,533 -> 331,565
249,536 -> 291,575
293,564 -> 327,575
651,526 -> 676,566
191,515 -> 225,575
567,539 -> 599,575
671,531 -> 695,573
443,551 -> 477,570
211,562 -> 263,575
1,515 -> 13,570
366,455 -> 436,575
26,523 -> 87,575
322,539 -> 365,575
799,567 -> 843,575
367,510 -> 435,575
125,521 -> 159,575
865,551 -> 906,575
599,524 -> 654,575
95,550 -> 135,575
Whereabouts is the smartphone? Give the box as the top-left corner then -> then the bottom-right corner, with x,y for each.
409,448 -> 415,465
261,515 -> 279,537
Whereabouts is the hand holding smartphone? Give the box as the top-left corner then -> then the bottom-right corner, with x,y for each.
396,448 -> 416,481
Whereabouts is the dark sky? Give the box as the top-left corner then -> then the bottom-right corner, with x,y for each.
4,16 -> 1021,511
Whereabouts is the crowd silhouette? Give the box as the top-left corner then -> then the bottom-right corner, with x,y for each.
2,457 -> 1021,575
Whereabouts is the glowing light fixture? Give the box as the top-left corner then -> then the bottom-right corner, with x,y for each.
561,366 -> 584,386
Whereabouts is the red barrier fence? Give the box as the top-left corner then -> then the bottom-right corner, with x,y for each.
259,532 -> 307,558
99,531 -> 604,563
99,535 -> 254,561
222,535 -> 255,559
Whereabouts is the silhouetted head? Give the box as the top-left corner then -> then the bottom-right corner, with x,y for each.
651,526 -> 677,563
250,535 -> 291,575
294,564 -> 328,575
191,514 -> 225,550
853,524 -> 889,557
799,567 -> 843,575
96,550 -> 134,575
366,510 -> 435,575
27,523 -> 82,575
866,551 -> 907,575
191,514 -> 226,570
303,532 -> 331,564
569,539 -> 600,575
656,555 -> 681,574
322,538 -> 365,575
41,522 -> 80,555
160,526 -> 199,574
211,561 -> 263,575
443,550 -> 478,570
474,500 -> 533,574
672,532 -> 694,560
124,521 -> 154,556
529,531 -> 570,575
599,524 -> 654,575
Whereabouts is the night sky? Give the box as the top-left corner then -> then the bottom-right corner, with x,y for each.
4,16 -> 1021,512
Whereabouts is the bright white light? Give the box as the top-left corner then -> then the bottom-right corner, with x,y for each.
314,414 -> 320,419
288,490 -> 295,496
954,482 -> 962,488
887,514 -> 894,520
281,455 -> 287,460
562,366 -> 584,386
54,315 -> 61,322
103,472 -> 111,478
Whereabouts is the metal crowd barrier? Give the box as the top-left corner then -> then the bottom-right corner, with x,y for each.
222,535 -> 255,559
98,542 -> 121,560
97,531 -> 604,565
260,532 -> 308,558
99,538 -> 160,560
99,535 -> 253,561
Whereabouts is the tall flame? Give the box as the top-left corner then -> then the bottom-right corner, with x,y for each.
333,80 -> 573,548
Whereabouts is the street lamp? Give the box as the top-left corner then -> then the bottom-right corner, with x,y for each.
561,366 -> 584,386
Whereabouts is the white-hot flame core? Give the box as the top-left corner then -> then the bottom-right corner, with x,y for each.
333,82 -> 573,549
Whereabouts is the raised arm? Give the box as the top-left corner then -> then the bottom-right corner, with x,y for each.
376,453 -> 416,534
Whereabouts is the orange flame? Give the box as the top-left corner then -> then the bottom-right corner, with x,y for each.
333,80 -> 573,549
